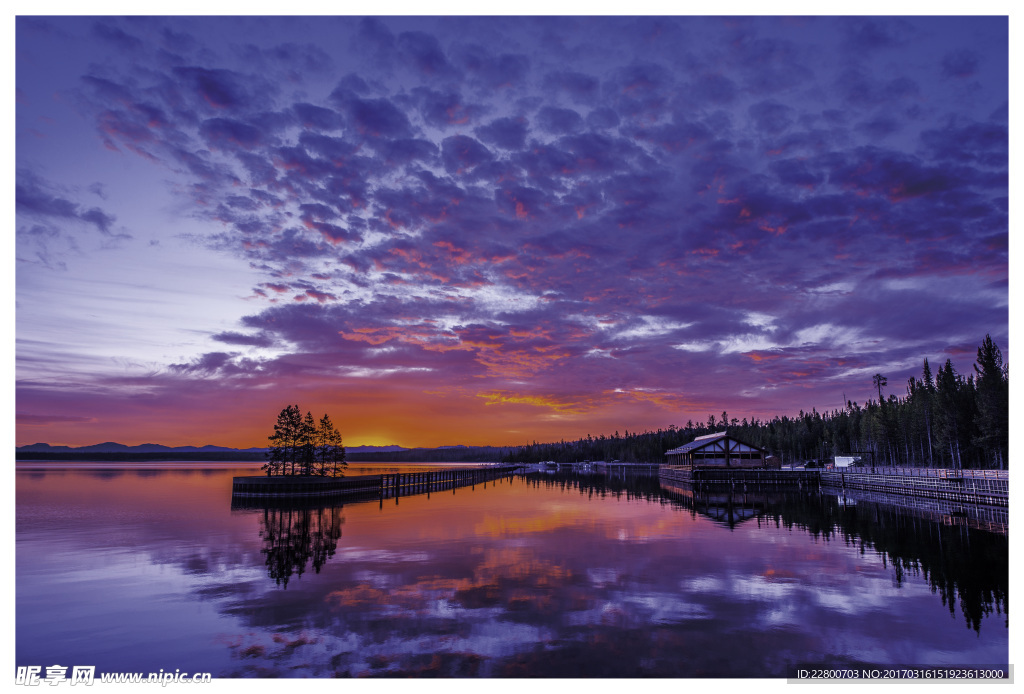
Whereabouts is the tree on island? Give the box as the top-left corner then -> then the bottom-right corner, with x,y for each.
313,413 -> 347,476
263,405 -> 347,477
264,404 -> 303,476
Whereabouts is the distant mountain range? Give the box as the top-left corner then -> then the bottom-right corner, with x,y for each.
16,442 -> 409,454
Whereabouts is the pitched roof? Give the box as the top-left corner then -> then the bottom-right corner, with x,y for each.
665,431 -> 764,456
691,431 -> 728,442
666,432 -> 726,455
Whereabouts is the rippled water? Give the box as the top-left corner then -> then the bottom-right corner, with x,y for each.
16,463 -> 1008,678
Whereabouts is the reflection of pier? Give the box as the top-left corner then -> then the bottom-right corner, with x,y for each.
824,486 -> 1007,536
232,465 -> 520,504
658,466 -> 1008,536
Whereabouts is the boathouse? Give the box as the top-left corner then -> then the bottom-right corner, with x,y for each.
664,431 -> 767,469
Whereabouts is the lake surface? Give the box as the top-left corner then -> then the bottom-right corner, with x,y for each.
16,462 -> 1008,678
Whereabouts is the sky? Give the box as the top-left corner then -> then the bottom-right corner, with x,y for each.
14,13 -> 1010,449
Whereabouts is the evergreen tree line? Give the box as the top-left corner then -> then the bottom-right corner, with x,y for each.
502,335 -> 1009,470
264,404 -> 348,476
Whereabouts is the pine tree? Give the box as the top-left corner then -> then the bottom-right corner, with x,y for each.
314,414 -> 341,476
327,423 -> 347,477
974,335 -> 1008,469
264,405 -> 303,476
872,373 -> 888,402
921,359 -> 936,467
935,360 -> 965,469
299,411 -> 317,475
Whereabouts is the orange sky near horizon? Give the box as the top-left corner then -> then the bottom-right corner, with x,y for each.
16,381 -> 718,450
15,17 -> 1008,455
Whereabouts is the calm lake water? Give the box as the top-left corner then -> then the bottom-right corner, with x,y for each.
16,462 -> 1008,678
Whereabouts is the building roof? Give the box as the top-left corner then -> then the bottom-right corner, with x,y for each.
665,431 -> 764,456
666,431 -> 726,455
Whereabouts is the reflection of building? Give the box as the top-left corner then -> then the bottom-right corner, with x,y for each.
659,480 -> 792,528
664,431 -> 766,469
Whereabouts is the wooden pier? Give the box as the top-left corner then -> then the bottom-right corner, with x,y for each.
378,465 -> 519,499
231,465 -> 520,504
659,465 -> 819,490
593,461 -> 660,476
820,469 -> 1008,507
231,474 -> 385,502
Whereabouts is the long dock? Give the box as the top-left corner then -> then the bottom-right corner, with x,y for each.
658,464 -> 1008,507
231,465 -> 520,504
660,465 -> 819,490
820,469 -> 1008,507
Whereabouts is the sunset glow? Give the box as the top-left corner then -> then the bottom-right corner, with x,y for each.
15,15 -> 1008,449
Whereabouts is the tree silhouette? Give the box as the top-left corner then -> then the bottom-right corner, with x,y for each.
264,405 -> 347,476
973,335 -> 1008,469
314,413 -> 347,476
873,373 -> 888,402
264,404 -> 303,476
326,417 -> 347,477
300,410 -> 317,475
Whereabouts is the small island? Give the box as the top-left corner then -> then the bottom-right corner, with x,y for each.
261,405 -> 348,477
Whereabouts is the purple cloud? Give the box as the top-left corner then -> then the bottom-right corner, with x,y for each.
475,117 -> 529,150
536,106 -> 584,135
543,71 -> 599,103
17,16 -> 1009,447
397,31 -> 456,78
16,171 -> 120,235
329,91 -> 413,139
172,66 -> 257,111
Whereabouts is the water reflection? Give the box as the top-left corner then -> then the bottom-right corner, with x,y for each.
254,504 -> 345,588
528,470 -> 1007,635
234,470 -> 1007,639
521,468 -> 666,502
765,492 -> 1009,633
17,464 -> 1008,678
664,473 -> 1007,634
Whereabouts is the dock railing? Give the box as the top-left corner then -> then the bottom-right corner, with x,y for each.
378,465 -> 519,499
233,464 -> 521,504
856,466 -> 1007,480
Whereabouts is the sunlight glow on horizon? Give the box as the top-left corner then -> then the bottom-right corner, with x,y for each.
15,15 -> 1008,449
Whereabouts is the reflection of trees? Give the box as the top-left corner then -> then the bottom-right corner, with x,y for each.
258,504 -> 344,588
527,471 -> 1008,635
765,494 -> 1008,634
